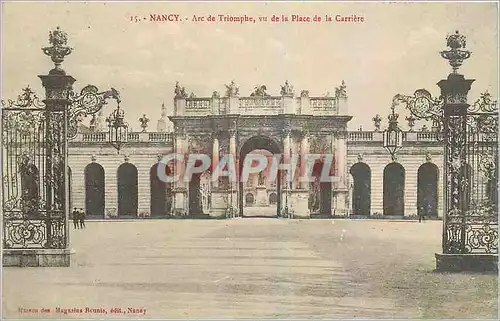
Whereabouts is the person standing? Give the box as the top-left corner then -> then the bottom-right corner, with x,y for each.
79,208 -> 86,229
72,208 -> 79,229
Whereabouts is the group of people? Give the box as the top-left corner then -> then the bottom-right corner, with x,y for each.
72,208 -> 86,229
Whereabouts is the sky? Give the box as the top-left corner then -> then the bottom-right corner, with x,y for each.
2,1 -> 498,131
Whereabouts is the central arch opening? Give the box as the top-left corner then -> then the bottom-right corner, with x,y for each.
239,135 -> 282,218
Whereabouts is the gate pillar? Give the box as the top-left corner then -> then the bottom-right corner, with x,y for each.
3,27 -> 75,267
435,31 -> 498,272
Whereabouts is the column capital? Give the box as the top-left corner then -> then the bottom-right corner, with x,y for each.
174,126 -> 186,139
334,131 -> 347,140
281,127 -> 291,138
228,128 -> 237,136
211,131 -> 220,141
299,129 -> 310,139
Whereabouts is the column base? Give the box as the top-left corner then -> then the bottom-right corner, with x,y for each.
288,189 -> 310,219
255,186 -> 268,206
435,253 -> 498,272
209,190 -> 238,218
172,188 -> 188,216
3,249 -> 72,267
333,189 -> 349,217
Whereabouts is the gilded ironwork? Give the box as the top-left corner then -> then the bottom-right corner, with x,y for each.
392,31 -> 498,255
2,88 -> 66,249
67,85 -> 121,139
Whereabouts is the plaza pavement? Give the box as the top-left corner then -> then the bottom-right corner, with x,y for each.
2,213 -> 498,319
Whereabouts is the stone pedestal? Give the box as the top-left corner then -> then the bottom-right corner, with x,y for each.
208,190 -> 238,218
289,190 -> 310,218
172,188 -> 187,216
435,253 -> 498,272
209,190 -> 227,217
255,186 -> 267,206
333,190 -> 348,217
3,249 -> 72,267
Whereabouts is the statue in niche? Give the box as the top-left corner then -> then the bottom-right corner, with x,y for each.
258,171 -> 265,186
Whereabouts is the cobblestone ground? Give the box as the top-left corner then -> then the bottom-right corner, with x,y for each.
3,217 -> 498,319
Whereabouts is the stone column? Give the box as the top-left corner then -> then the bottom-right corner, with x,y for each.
212,134 -> 219,189
172,127 -> 188,216
280,128 -> 291,217
333,131 -> 348,216
335,131 -> 348,188
228,128 -> 237,216
286,129 -> 310,218
299,131 -> 309,189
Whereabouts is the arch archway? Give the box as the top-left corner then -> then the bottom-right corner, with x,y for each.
269,192 -> 278,205
309,159 -> 333,216
150,163 -> 172,217
84,163 -> 105,217
350,162 -> 371,215
188,173 -> 202,215
239,135 -> 282,217
117,163 -> 138,217
245,193 -> 255,206
417,163 -> 438,217
383,162 -> 405,216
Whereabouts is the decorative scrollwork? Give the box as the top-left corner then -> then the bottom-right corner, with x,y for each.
469,91 -> 498,113
67,85 -> 121,139
393,89 -> 444,121
465,224 -> 498,254
1,87 -> 45,110
392,90 -> 445,141
3,220 -> 47,249
479,154 -> 497,181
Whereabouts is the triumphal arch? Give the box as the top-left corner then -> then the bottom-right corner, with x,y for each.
169,80 -> 352,218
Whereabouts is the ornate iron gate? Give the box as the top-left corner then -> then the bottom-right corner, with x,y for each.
2,88 -> 67,249
444,92 -> 498,254
393,31 -> 499,258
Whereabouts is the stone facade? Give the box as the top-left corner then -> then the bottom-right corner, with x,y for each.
68,81 -> 445,219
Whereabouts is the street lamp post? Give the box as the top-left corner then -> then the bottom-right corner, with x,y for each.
105,104 -> 129,154
382,104 -> 403,162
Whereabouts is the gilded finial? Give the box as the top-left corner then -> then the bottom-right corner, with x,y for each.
41,26 -> 73,74
440,30 -> 471,74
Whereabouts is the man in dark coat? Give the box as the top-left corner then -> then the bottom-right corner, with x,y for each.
72,208 -> 79,229
79,208 -> 86,229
